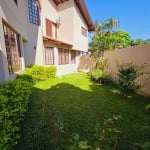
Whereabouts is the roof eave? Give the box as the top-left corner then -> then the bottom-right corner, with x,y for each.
53,0 -> 95,31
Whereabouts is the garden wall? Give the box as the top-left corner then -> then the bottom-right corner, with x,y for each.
78,43 -> 150,97
104,43 -> 150,97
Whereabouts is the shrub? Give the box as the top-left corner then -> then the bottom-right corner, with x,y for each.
0,78 -> 33,149
94,115 -> 122,150
45,66 -> 57,78
117,61 -> 145,97
25,65 -> 56,81
17,74 -> 35,84
89,59 -> 111,84
89,69 -> 106,83
95,58 -> 108,72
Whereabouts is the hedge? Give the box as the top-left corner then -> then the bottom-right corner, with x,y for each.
0,77 -> 33,149
25,65 -> 57,81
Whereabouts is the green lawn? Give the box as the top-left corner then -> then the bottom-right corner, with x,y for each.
15,73 -> 150,150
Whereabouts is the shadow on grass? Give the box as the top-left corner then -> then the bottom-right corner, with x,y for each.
15,83 -> 150,150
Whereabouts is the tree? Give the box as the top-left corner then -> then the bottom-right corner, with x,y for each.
89,18 -> 131,53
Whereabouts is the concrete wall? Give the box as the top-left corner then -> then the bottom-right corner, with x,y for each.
104,43 -> 150,96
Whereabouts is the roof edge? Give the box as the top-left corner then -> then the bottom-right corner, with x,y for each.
53,0 -> 95,31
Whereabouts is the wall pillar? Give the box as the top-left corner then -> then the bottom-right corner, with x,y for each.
0,17 -> 9,83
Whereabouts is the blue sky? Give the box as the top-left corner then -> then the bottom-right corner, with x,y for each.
85,0 -> 150,40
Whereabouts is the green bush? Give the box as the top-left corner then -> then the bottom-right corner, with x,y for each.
117,61 -> 145,97
45,66 -> 57,78
89,69 -> 105,83
25,65 -> 56,81
89,58 -> 111,84
95,58 -> 108,72
0,78 -> 33,149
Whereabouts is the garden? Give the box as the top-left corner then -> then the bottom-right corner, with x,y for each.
0,65 -> 150,150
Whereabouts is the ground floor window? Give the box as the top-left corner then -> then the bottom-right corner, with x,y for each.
71,51 -> 76,64
45,47 -> 54,65
58,48 -> 69,65
3,24 -> 22,74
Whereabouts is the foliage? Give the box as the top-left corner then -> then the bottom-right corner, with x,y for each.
130,38 -> 150,46
88,69 -> 105,83
0,78 -> 33,149
94,115 -> 122,150
145,104 -> 150,111
68,133 -> 92,150
117,61 -> 145,97
15,73 -> 150,150
25,65 -> 56,81
89,58 -> 111,84
95,58 -> 108,71
89,18 -> 132,53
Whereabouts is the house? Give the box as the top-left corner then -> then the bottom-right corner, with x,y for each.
0,0 -> 94,83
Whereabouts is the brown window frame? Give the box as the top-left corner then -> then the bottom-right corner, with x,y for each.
71,51 -> 76,64
81,27 -> 87,37
45,47 -> 54,65
45,18 -> 57,39
3,24 -> 22,74
58,48 -> 69,65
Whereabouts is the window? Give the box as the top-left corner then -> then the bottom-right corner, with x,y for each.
3,24 -> 22,74
81,27 -> 87,37
13,0 -> 18,6
45,18 -> 57,39
71,51 -> 76,64
28,0 -> 39,25
45,47 -> 54,65
58,49 -> 69,65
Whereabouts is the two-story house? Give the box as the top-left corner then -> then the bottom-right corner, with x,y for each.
0,0 -> 94,83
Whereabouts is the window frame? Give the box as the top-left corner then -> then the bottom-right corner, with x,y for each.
28,0 -> 40,25
81,27 -> 87,37
45,47 -> 54,65
58,48 -> 69,65
71,51 -> 76,64
45,18 -> 57,39
3,23 -> 22,74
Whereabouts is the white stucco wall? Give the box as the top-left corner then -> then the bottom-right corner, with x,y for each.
73,2 -> 88,51
57,0 -> 74,44
0,0 -> 27,39
0,1 -> 27,82
57,0 -> 88,51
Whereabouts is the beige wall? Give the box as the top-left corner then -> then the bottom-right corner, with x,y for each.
57,0 -> 74,44
73,1 -> 88,51
57,0 -> 88,51
104,44 -> 150,96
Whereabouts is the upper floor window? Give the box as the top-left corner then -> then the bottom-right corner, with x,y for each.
45,18 -> 57,39
13,0 -> 18,6
28,0 -> 39,25
81,27 -> 87,37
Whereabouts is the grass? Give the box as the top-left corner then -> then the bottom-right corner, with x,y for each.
15,73 -> 150,150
